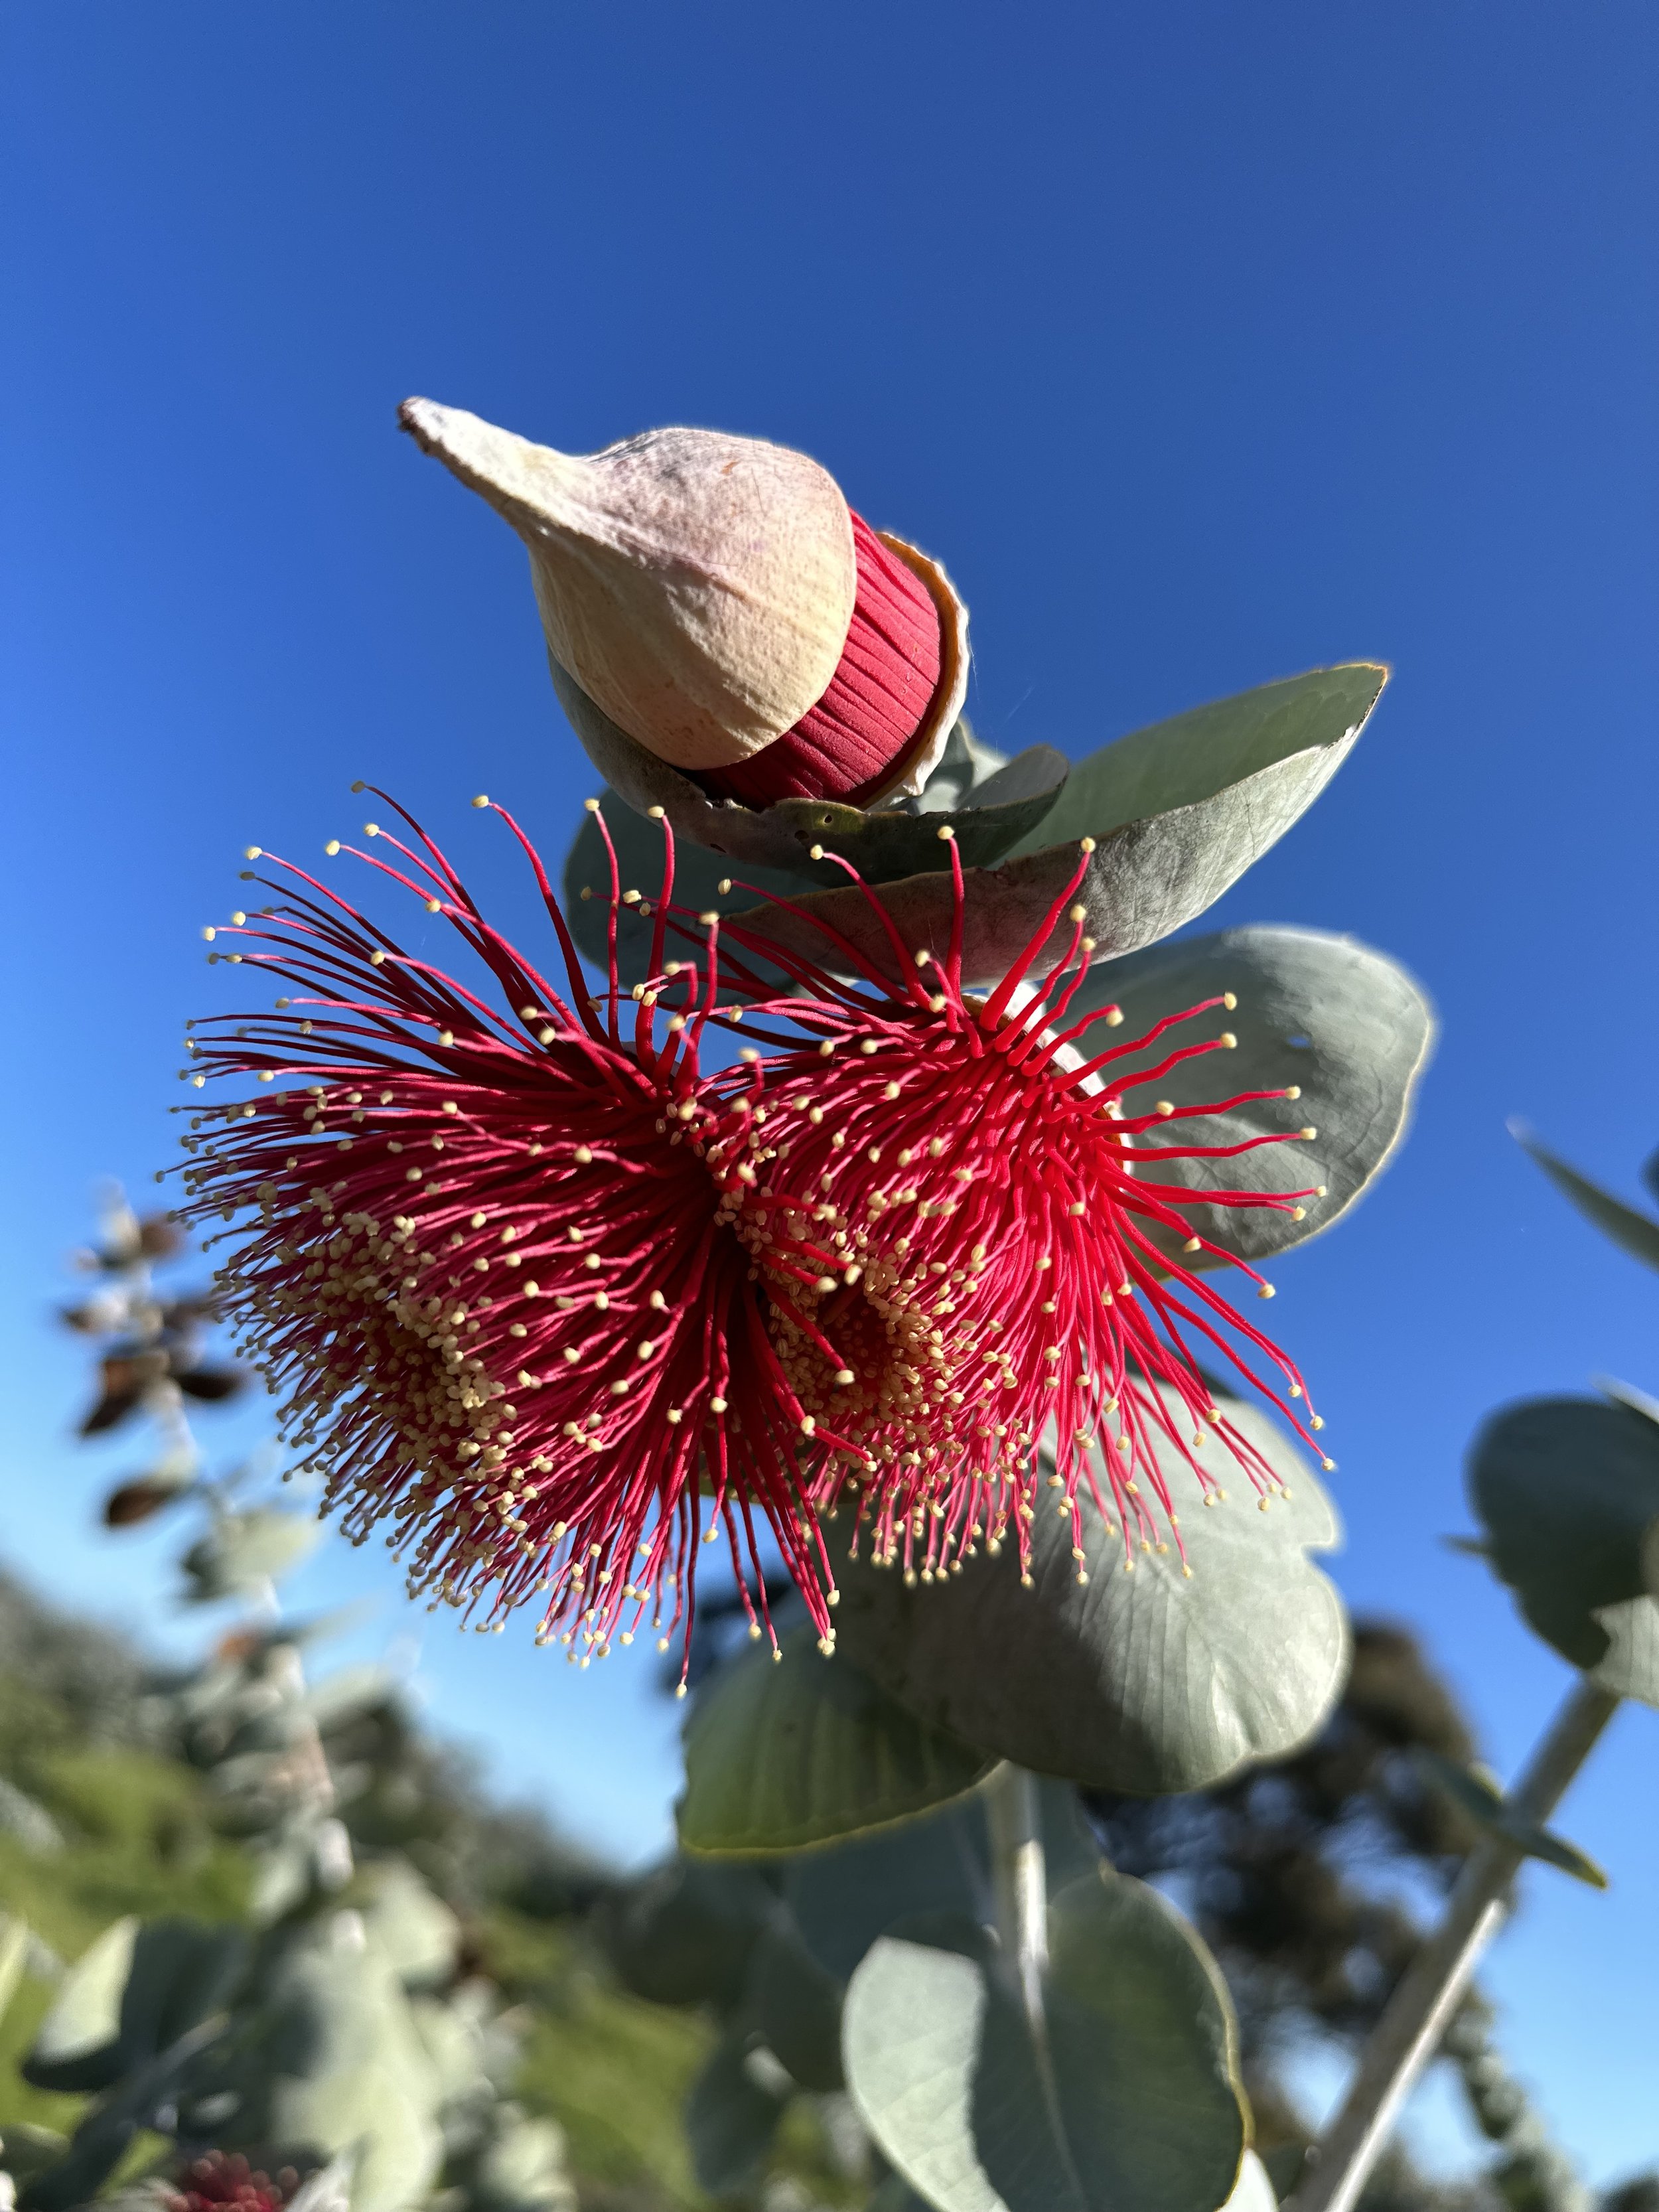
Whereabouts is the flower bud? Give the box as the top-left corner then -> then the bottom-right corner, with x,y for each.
400,398 -> 966,809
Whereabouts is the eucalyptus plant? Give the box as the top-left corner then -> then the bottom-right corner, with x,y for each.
0,1197 -> 576,2212
20,398 -> 1645,2212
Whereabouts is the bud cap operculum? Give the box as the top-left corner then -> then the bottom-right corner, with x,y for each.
400,398 -> 857,773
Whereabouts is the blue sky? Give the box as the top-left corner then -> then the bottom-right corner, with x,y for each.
4,0 -> 1656,2183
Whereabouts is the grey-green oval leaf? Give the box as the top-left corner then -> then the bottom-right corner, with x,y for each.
1001,664 -> 1385,861
733,673 -> 1378,989
832,1388 -> 1346,1793
1467,1396 -> 1659,1672
23,1917 -> 135,2093
842,1872 -> 1246,2212
180,1508 -> 321,1603
680,1627 -> 995,1856
1058,926 -> 1433,1268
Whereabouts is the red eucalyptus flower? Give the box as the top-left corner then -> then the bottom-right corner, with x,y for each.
179,793 -> 1328,1676
164,2154 -> 297,2212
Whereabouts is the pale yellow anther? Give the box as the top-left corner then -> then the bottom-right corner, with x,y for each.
324,839 -> 341,857
1220,1031 -> 1237,1049
575,1144 -> 594,1163
1079,836 -> 1096,853
710,1396 -> 728,1413
1258,1283 -> 1276,1299
809,843 -> 825,860
1285,1084 -> 1302,1100
1156,1100 -> 1175,1117
936,824 -> 955,842
1300,1126 -> 1318,1140
1183,1236 -> 1202,1252
583,797 -> 601,813
1068,904 -> 1086,924
666,1408 -> 683,1424
1104,1007 -> 1123,1027
647,804 -> 665,819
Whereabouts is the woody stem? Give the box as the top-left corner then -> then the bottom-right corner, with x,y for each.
1287,1675 -> 1619,2212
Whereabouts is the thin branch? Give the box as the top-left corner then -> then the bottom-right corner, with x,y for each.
1288,1676 -> 1619,2212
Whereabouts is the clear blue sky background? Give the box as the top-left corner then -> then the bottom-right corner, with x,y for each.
4,0 -> 1656,2185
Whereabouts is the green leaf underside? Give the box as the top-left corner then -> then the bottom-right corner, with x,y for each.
1591,1518 -> 1659,1709
678,1626 -> 995,1856
783,1784 -> 1099,1988
1412,1750 -> 1607,1888
732,733 -> 1360,987
1001,664 -> 1387,860
1513,1126 -> 1659,1274
1468,1397 -> 1659,1674
841,1873 -> 1246,2212
554,652 -> 1064,878
745,1920 -> 847,2092
602,1856 -> 775,2008
831,1386 -> 1347,1795
561,663 -> 1382,989
1063,926 -> 1433,1269
685,2026 -> 792,2196
206,1930 -> 445,2212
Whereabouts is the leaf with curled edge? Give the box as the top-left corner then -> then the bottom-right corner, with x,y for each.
831,1386 -> 1347,1795
1058,926 -> 1433,1270
731,673 -> 1380,989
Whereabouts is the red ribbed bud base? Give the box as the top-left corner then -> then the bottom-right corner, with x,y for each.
697,512 -> 944,807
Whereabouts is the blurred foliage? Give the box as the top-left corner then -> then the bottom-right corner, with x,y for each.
0,1561 -> 864,2212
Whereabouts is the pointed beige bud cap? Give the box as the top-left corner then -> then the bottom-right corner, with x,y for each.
400,399 -> 857,773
